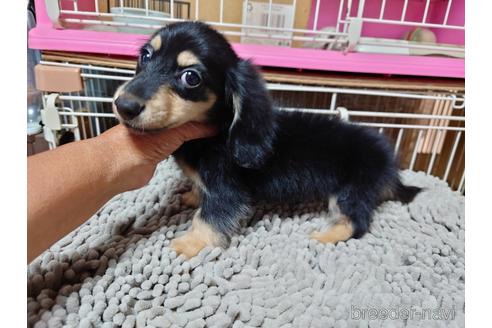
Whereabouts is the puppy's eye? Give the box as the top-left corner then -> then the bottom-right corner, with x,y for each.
180,69 -> 202,88
140,47 -> 152,64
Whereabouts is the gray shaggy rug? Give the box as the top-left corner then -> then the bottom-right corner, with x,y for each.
27,159 -> 465,328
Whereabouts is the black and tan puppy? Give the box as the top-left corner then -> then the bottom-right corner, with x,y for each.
113,22 -> 421,258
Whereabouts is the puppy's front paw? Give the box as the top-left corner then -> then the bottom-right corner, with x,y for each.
170,232 -> 206,259
181,191 -> 200,208
170,210 -> 226,259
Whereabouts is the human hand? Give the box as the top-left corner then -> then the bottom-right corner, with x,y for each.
99,123 -> 217,191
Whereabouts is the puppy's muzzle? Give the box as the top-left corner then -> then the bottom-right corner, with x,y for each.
114,94 -> 145,120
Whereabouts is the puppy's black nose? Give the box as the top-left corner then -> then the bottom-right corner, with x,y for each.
115,95 -> 144,120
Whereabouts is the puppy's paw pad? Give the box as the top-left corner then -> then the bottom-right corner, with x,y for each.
181,191 -> 199,208
170,234 -> 205,259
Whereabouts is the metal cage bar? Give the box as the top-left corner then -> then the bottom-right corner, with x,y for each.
443,131 -> 462,181
444,0 -> 454,25
458,172 -> 465,193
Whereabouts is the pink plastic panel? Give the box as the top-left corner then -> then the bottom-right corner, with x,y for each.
29,27 -> 464,78
234,43 -> 464,78
29,27 -> 149,55
308,0 -> 464,45
58,0 -> 96,14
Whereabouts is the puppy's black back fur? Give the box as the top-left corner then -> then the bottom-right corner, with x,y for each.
176,108 -> 420,239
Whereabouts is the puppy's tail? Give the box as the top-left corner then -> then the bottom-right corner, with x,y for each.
381,180 -> 422,204
395,181 -> 422,203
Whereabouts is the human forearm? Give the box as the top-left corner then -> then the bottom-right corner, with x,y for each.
27,123 -> 216,263
27,134 -> 132,262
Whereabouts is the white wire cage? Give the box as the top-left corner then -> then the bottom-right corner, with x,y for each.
38,56 -> 465,193
49,0 -> 464,57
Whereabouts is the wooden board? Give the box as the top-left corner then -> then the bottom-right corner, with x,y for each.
42,51 -> 137,69
42,51 -> 465,92
262,70 -> 465,92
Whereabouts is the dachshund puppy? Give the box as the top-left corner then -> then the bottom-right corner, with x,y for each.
113,22 -> 421,258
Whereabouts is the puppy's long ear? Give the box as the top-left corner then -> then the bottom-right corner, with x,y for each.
225,60 -> 277,169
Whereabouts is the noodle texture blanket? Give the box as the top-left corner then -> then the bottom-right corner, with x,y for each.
27,159 -> 465,328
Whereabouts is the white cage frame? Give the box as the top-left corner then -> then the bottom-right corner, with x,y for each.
50,0 -> 464,55
39,59 -> 465,193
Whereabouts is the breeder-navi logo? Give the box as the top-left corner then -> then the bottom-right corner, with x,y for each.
351,305 -> 456,321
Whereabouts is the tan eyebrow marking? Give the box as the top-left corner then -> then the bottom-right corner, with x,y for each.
150,34 -> 162,51
177,50 -> 201,67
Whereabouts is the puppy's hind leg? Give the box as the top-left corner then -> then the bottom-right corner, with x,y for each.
310,216 -> 354,244
310,193 -> 372,244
